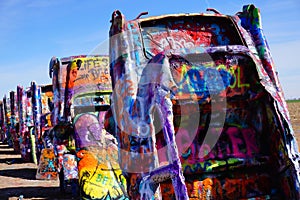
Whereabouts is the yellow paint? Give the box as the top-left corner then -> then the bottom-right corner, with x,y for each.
77,145 -> 127,199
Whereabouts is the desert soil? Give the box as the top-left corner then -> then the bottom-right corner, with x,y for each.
288,102 -> 300,146
0,102 -> 299,200
0,143 -> 77,200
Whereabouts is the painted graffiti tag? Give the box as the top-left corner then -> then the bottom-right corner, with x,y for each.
60,56 -> 112,95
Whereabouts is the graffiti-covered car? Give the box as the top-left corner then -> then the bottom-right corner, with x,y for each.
109,4 -> 300,199
9,91 -> 20,153
2,92 -> 20,153
49,55 -> 127,199
17,85 -> 32,162
0,101 -> 4,142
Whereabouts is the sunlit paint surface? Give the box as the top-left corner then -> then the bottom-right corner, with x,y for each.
62,153 -> 78,180
50,55 -> 128,199
35,84 -> 57,179
17,86 -> 31,162
2,96 -> 12,147
109,4 -> 300,199
49,57 -> 62,127
0,101 -> 4,141
30,81 -> 42,163
9,91 -> 20,153
59,56 -> 111,105
76,144 -> 127,199
238,5 -> 300,179
36,148 -> 58,180
39,84 -> 54,149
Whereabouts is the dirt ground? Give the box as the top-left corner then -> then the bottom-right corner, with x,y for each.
287,102 -> 300,148
0,142 -> 77,200
0,102 -> 299,200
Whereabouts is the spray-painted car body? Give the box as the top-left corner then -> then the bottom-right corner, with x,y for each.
35,84 -> 59,180
30,82 -> 43,163
49,55 -> 127,199
0,101 -> 5,141
2,93 -> 19,152
17,85 -> 31,162
1,97 -> 9,145
8,91 -> 20,153
38,84 -> 54,149
109,4 -> 300,199
17,82 -> 43,164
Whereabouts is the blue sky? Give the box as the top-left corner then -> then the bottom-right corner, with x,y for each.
0,0 -> 299,99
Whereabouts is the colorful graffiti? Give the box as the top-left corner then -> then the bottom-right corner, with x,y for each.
141,15 -> 244,56
41,85 -> 53,115
60,56 -> 111,96
2,96 -> 13,147
40,84 -> 53,148
30,81 -> 42,164
76,145 -> 127,199
111,11 -> 189,199
0,101 -> 4,141
17,86 -> 31,162
9,91 -> 20,153
62,153 -> 78,180
0,4 -> 299,200
48,55 -> 127,199
74,110 -> 128,199
49,57 -> 62,126
36,148 -> 58,180
109,5 -> 300,200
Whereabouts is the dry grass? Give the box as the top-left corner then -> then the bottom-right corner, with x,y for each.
287,102 -> 300,150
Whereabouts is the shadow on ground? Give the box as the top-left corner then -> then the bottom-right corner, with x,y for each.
0,168 -> 37,180
0,150 -> 20,155
0,187 -> 78,200
0,157 -> 26,164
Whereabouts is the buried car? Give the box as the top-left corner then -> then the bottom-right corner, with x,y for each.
49,55 -> 128,199
109,4 -> 300,199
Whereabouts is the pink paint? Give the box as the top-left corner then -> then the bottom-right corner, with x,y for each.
242,128 -> 259,156
180,126 -> 260,167
226,127 -> 246,157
